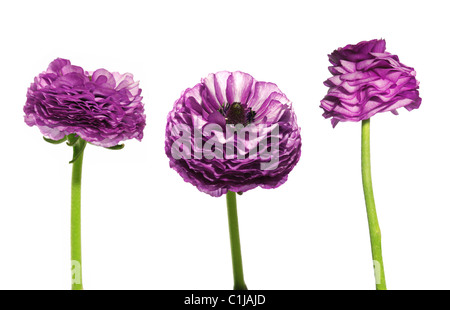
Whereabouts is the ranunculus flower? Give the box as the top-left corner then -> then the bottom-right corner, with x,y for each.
24,58 -> 145,290
24,58 -> 145,147
319,39 -> 422,290
320,39 -> 421,127
165,71 -> 302,197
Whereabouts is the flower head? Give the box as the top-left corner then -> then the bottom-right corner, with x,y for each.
165,71 -> 302,197
24,58 -> 145,147
320,39 -> 421,127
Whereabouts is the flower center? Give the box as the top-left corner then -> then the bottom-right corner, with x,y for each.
226,102 -> 246,125
219,102 -> 256,126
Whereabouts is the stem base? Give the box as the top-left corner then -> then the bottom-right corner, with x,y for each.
226,191 -> 247,290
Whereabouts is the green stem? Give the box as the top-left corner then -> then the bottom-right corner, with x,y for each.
226,191 -> 247,290
361,119 -> 386,290
71,140 -> 86,290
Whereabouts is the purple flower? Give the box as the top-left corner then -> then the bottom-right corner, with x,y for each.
320,39 -> 421,127
24,58 -> 145,147
165,71 -> 302,197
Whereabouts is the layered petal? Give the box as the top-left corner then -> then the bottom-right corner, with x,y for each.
24,58 -> 146,147
320,39 -> 421,126
165,71 -> 301,197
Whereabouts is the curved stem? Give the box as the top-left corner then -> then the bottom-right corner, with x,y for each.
361,119 -> 386,290
71,140 -> 86,290
226,191 -> 247,290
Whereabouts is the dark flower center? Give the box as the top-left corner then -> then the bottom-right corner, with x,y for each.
226,102 -> 246,125
219,102 -> 256,126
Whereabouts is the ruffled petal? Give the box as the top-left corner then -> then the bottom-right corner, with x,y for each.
24,58 -> 146,147
165,71 -> 301,197
320,39 -> 421,125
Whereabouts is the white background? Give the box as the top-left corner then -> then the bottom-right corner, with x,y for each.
0,0 -> 449,290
